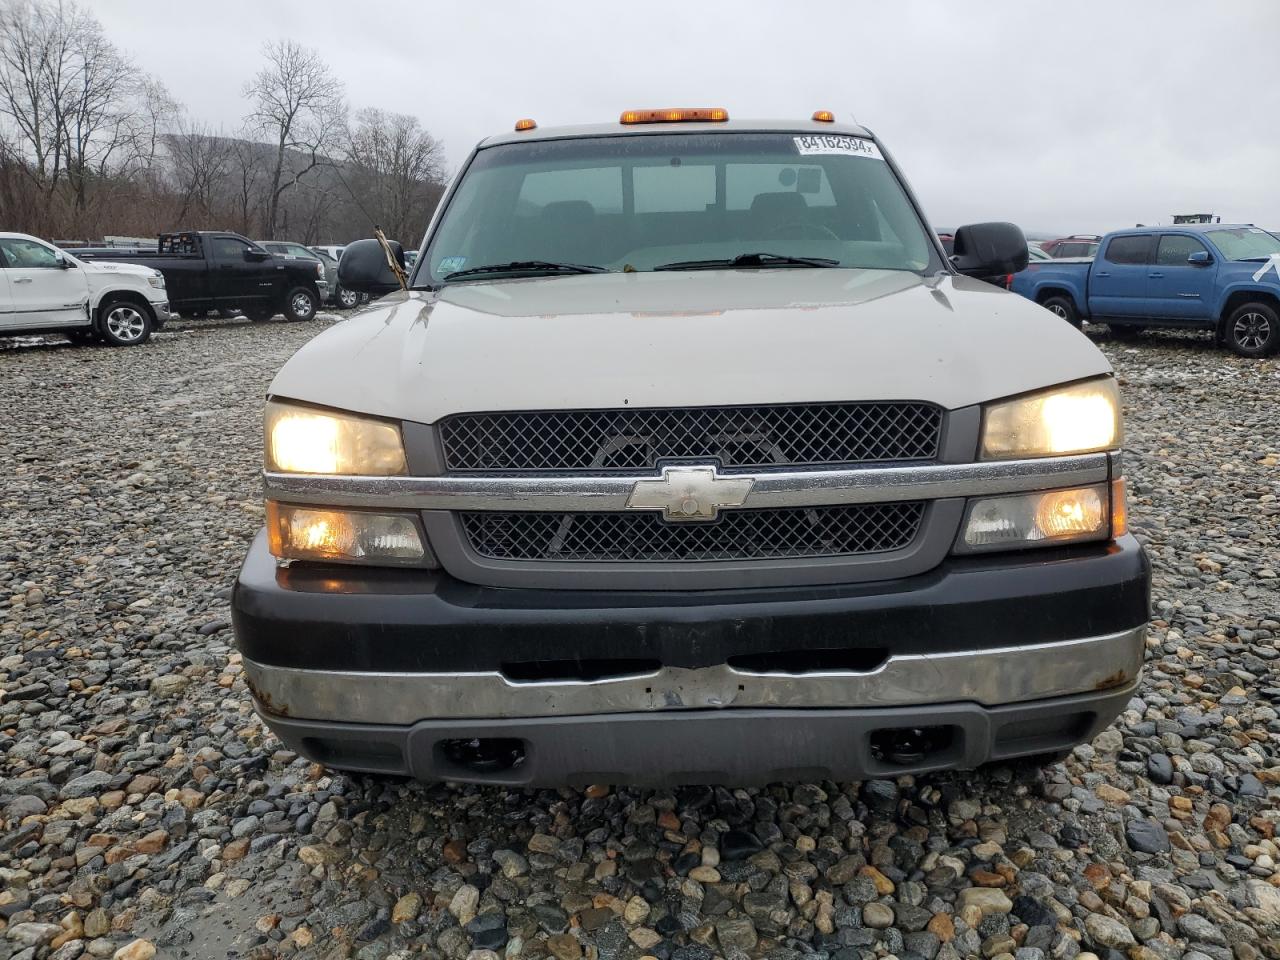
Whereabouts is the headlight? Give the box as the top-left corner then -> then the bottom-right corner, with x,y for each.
981,378 -> 1121,460
267,502 -> 434,566
148,274 -> 165,289
264,401 -> 407,475
958,482 -> 1119,552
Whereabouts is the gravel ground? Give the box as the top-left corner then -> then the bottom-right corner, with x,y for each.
1,320 -> 1278,960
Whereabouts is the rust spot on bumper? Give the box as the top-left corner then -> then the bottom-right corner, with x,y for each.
1094,669 -> 1130,691
245,675 -> 292,717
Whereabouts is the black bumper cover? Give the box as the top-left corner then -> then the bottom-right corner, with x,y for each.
233,531 -> 1150,673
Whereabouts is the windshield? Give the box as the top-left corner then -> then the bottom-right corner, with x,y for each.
1205,227 -> 1280,261
422,132 -> 940,285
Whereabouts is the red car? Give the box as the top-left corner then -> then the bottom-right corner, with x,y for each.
1040,234 -> 1100,258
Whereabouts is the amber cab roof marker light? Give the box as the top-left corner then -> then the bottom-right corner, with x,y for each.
514,118 -> 537,132
619,107 -> 729,125
812,110 -> 836,122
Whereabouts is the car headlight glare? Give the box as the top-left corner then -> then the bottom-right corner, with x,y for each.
267,502 -> 434,566
265,401 -> 406,475
959,483 -> 1110,552
981,378 -> 1121,460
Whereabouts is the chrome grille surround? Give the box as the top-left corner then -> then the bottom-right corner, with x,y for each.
460,502 -> 926,563
439,402 -> 943,472
263,451 -> 1116,589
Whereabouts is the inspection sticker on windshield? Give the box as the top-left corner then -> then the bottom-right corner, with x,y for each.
793,135 -> 883,160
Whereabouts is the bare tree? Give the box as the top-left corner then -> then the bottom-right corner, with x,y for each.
0,4 -> 448,245
226,135 -> 268,237
0,0 -> 72,197
344,107 -> 446,244
123,77 -> 181,177
166,120 -> 232,225
55,9 -> 137,212
0,0 -> 178,232
243,39 -> 344,240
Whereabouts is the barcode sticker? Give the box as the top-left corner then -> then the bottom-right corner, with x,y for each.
793,135 -> 883,160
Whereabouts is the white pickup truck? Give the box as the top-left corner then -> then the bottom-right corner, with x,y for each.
235,110 -> 1150,786
0,232 -> 171,346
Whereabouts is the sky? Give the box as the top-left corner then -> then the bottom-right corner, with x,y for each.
92,0 -> 1279,236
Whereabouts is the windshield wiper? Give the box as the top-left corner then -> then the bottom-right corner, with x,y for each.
443,260 -> 609,281
654,252 -> 840,271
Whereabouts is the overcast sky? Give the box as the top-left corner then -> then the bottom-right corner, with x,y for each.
95,0 -> 1278,235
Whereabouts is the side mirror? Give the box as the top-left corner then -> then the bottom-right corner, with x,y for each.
1187,250 -> 1212,266
54,252 -> 72,269
337,238 -> 405,295
951,222 -> 1029,277
245,248 -> 271,262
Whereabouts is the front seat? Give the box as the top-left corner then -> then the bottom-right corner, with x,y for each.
748,192 -> 810,237
536,200 -> 602,265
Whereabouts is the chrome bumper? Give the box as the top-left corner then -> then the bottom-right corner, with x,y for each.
243,624 -> 1144,726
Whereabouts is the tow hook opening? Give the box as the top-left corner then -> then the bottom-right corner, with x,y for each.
436,737 -> 527,775
869,725 -> 957,766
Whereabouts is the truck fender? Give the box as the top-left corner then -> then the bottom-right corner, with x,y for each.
1215,284 -> 1280,327
91,289 -> 156,329
1033,285 -> 1085,318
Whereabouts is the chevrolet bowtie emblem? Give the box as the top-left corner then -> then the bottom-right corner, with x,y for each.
626,465 -> 754,522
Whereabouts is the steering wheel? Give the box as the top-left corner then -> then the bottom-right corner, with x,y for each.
770,222 -> 842,245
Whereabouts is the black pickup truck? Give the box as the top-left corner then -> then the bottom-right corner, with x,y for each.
75,231 -> 327,322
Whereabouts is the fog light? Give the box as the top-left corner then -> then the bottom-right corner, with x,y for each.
959,484 -> 1109,552
267,502 -> 433,567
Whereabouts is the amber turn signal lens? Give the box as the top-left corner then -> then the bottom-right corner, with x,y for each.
812,110 -> 835,122
1111,477 -> 1128,538
620,107 -> 729,124
266,501 -> 431,567
514,118 -> 537,131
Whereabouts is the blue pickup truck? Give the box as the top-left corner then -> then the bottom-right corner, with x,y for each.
1010,224 -> 1280,357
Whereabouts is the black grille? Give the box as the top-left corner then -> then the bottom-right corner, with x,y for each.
440,403 -> 942,472
460,503 -> 926,563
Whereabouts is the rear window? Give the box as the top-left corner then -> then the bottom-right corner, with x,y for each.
159,233 -> 199,255
424,132 -> 941,283
1104,235 -> 1151,265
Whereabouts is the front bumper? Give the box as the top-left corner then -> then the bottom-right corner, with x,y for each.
233,531 -> 1149,785
150,299 -> 172,323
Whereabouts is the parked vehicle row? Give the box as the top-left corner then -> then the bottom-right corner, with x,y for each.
0,232 -> 170,345
310,244 -> 346,263
259,240 -> 362,309
1011,224 -> 1280,356
76,232 -> 326,324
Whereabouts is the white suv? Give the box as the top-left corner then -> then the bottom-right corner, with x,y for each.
0,233 -> 171,346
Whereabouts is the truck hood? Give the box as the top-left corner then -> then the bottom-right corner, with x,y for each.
76,258 -> 161,280
269,269 -> 1113,422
